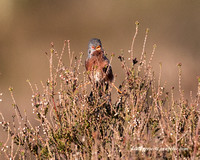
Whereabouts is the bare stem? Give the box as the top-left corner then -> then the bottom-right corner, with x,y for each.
131,21 -> 139,61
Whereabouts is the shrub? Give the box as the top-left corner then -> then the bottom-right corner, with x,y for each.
0,22 -> 199,159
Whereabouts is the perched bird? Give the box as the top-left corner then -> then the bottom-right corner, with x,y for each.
85,38 -> 114,86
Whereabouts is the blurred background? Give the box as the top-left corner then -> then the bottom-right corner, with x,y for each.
0,0 -> 200,143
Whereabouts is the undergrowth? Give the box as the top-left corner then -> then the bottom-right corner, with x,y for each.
0,22 -> 200,159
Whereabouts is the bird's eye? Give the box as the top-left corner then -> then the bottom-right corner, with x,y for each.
96,45 -> 101,50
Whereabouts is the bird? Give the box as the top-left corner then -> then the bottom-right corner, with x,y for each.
85,38 -> 114,87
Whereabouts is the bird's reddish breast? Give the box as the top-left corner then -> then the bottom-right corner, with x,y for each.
85,50 -> 113,83
85,51 -> 104,71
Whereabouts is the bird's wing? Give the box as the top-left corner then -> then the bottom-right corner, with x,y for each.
100,55 -> 114,82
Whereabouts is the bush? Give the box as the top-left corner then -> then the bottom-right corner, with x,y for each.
0,22 -> 199,159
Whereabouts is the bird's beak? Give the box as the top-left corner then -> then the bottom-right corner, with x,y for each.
96,46 -> 101,51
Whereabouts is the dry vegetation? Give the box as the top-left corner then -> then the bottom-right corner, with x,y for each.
0,22 -> 200,159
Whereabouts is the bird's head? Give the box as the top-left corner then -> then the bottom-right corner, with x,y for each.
88,38 -> 103,58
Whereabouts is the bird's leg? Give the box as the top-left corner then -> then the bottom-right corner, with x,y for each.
88,82 -> 99,104
88,91 -> 94,105
97,82 -> 103,98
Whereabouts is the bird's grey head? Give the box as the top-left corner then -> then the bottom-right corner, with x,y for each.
88,38 -> 103,58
